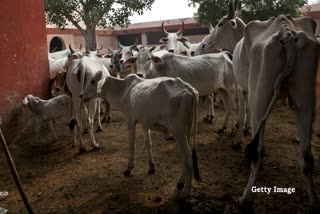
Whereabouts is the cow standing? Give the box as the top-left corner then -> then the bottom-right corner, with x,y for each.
80,72 -> 200,197
234,14 -> 320,211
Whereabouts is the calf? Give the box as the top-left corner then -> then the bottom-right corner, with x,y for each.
22,94 -> 72,142
80,72 -> 201,197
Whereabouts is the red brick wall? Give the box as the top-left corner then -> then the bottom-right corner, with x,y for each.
0,0 -> 49,140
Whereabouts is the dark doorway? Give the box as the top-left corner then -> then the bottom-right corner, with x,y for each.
49,37 -> 65,52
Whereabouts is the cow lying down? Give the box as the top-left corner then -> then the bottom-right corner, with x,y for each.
22,94 -> 72,142
80,72 -> 201,197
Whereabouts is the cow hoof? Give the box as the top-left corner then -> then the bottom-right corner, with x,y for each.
79,147 -> 86,153
83,128 -> 89,134
96,127 -> 103,132
176,182 -> 184,190
148,167 -> 155,175
232,141 -> 242,151
123,169 -> 131,177
53,138 -> 57,143
165,136 -> 175,141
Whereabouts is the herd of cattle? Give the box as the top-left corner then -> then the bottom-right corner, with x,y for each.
21,0 -> 320,211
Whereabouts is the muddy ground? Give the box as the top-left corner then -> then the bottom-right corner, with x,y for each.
0,101 -> 320,213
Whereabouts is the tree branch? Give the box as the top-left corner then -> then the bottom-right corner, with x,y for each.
66,14 -> 86,35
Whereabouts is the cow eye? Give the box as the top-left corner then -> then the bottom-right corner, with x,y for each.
202,44 -> 206,49
147,57 -> 151,61
91,80 -> 96,84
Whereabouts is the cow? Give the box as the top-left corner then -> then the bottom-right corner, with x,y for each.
22,94 -> 72,142
80,71 -> 200,197
66,50 -> 110,152
49,71 -> 69,97
125,47 -> 237,132
159,20 -> 190,54
191,0 -> 245,56
233,14 -> 320,211
48,49 -> 71,61
118,39 -> 138,73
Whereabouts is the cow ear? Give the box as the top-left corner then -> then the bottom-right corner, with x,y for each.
152,56 -> 164,64
177,37 -> 189,43
96,70 -> 104,81
124,57 -> 137,65
105,54 -> 112,58
159,37 -> 168,44
229,19 -> 237,29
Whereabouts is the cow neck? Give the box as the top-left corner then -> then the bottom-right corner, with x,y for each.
28,97 -> 45,115
102,75 -> 141,112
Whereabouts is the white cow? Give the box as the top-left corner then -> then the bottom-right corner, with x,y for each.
66,51 -> 110,152
80,72 -> 200,197
234,14 -> 320,211
22,94 -> 72,142
118,39 -> 138,73
159,20 -> 189,54
126,47 -> 237,132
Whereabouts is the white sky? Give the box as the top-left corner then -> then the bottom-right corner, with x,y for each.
130,0 -> 198,23
130,0 -> 315,24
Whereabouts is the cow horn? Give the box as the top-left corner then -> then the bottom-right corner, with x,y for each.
69,44 -> 75,53
235,0 -> 242,17
118,40 -> 124,49
79,44 -> 82,51
149,46 -> 156,53
161,21 -> 169,35
227,0 -> 235,19
107,47 -> 113,53
177,20 -> 185,36
130,38 -> 138,49
98,45 -> 103,51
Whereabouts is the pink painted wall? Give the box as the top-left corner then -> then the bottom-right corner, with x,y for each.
0,0 -> 49,140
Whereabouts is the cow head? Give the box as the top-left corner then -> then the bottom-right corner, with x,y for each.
80,70 -> 106,102
64,44 -> 83,70
118,38 -> 138,72
192,0 -> 245,56
159,20 -> 189,53
105,48 -> 121,74
125,46 -> 163,79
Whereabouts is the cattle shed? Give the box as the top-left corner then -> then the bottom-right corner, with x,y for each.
0,0 -> 49,141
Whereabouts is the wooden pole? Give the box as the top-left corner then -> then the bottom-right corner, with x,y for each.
0,117 -> 33,213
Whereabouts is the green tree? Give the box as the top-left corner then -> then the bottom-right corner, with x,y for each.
188,0 -> 307,25
45,0 -> 155,50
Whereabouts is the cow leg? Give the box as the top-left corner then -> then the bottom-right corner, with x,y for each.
96,98 -> 103,132
174,132 -> 193,198
244,92 -> 251,133
204,94 -> 214,123
88,99 -> 100,149
239,122 -> 266,210
217,89 -> 234,133
290,91 -> 319,209
49,120 -> 58,142
144,129 -> 155,174
233,90 -> 246,149
101,100 -> 111,123
123,122 -> 137,176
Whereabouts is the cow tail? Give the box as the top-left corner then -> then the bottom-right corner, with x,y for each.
191,88 -> 201,182
246,31 -> 297,162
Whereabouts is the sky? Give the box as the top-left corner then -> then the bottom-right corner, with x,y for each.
130,0 -> 315,24
130,0 -> 199,23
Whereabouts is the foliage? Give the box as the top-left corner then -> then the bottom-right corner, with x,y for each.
45,0 -> 155,49
188,0 -> 308,25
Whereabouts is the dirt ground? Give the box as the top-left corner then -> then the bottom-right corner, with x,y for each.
0,101 -> 320,214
